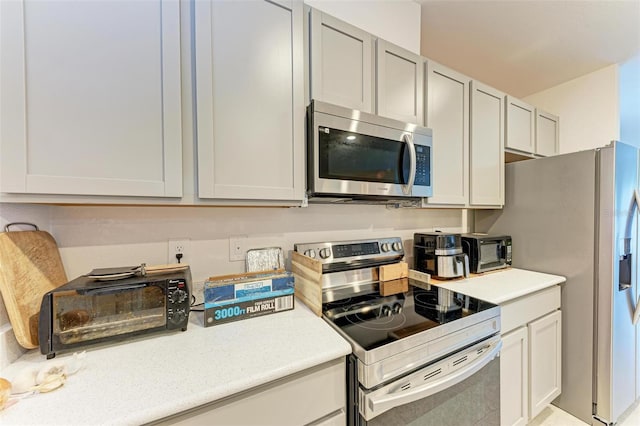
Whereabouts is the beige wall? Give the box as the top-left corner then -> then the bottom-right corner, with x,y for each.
523,65 -> 620,154
619,53 -> 640,148
0,202 -> 465,368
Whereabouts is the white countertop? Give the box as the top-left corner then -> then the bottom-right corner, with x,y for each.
0,301 -> 351,426
430,267 -> 566,304
0,267 -> 564,425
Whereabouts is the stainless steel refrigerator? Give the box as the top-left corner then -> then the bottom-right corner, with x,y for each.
476,141 -> 640,425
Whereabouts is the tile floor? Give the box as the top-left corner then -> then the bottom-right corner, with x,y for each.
531,402 -> 640,426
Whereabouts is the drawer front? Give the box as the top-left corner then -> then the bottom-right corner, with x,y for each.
501,286 -> 560,334
160,358 -> 345,426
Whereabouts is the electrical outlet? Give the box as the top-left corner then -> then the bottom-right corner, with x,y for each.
229,236 -> 247,262
168,239 -> 191,264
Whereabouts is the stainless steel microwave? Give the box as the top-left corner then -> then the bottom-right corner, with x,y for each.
307,100 -> 433,201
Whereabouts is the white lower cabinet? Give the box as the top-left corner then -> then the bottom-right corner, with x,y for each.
155,358 -> 345,426
500,286 -> 562,426
528,310 -> 562,419
501,326 -> 529,426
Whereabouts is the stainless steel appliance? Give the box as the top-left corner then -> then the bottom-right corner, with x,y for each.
294,237 -> 501,425
461,233 -> 512,273
306,100 -> 433,202
476,141 -> 639,425
38,267 -> 191,359
413,233 -> 470,279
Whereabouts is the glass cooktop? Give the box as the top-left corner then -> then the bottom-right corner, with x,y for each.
322,280 -> 497,352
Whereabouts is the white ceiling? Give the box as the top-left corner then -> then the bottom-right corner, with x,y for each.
418,0 -> 640,98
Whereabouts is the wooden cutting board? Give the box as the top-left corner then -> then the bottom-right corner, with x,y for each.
0,225 -> 68,349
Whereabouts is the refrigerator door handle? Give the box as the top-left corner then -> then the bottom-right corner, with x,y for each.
624,189 -> 640,324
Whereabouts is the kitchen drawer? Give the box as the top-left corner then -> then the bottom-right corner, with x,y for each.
501,286 -> 560,334
156,358 -> 345,425
308,409 -> 346,426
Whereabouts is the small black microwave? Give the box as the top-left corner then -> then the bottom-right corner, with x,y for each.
461,234 -> 512,273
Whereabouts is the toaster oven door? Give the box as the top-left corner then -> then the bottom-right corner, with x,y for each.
52,283 -> 166,345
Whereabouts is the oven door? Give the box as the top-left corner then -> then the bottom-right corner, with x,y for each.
354,335 -> 501,426
309,106 -> 432,198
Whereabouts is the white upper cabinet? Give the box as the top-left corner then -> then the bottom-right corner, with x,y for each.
375,40 -> 423,125
469,81 -> 504,207
195,0 -> 305,201
505,96 -> 536,154
0,0 -> 182,197
536,110 -> 560,156
423,61 -> 469,206
309,9 -> 374,113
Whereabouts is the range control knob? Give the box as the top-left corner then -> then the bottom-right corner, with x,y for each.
381,305 -> 391,317
392,242 -> 403,252
304,249 -> 316,259
169,289 -> 188,304
319,248 -> 331,259
392,303 -> 403,314
381,243 -> 390,252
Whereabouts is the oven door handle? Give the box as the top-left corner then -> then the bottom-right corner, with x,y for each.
402,133 -> 416,196
360,338 -> 502,421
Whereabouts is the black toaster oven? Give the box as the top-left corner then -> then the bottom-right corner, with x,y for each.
38,268 -> 190,358
461,234 -> 512,274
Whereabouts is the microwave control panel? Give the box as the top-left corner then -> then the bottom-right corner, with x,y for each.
414,145 -> 431,187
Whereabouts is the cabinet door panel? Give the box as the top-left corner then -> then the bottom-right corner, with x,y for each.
195,0 -> 304,200
505,96 -> 535,153
501,327 -> 528,426
376,40 -> 423,125
470,81 -> 504,206
310,10 -> 373,113
0,0 -> 182,197
536,110 -> 559,156
529,310 -> 562,419
423,62 -> 469,206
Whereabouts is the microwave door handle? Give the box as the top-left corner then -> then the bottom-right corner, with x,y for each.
402,133 -> 416,195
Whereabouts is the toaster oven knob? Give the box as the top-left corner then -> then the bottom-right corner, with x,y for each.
381,305 -> 391,317
304,249 -> 316,259
381,243 -> 390,253
392,242 -> 403,252
170,289 -> 188,304
319,248 -> 331,259
171,309 -> 187,324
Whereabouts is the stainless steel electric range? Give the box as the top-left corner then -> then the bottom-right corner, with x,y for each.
294,237 -> 502,426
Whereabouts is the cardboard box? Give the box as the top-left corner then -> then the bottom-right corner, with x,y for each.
204,270 -> 294,327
